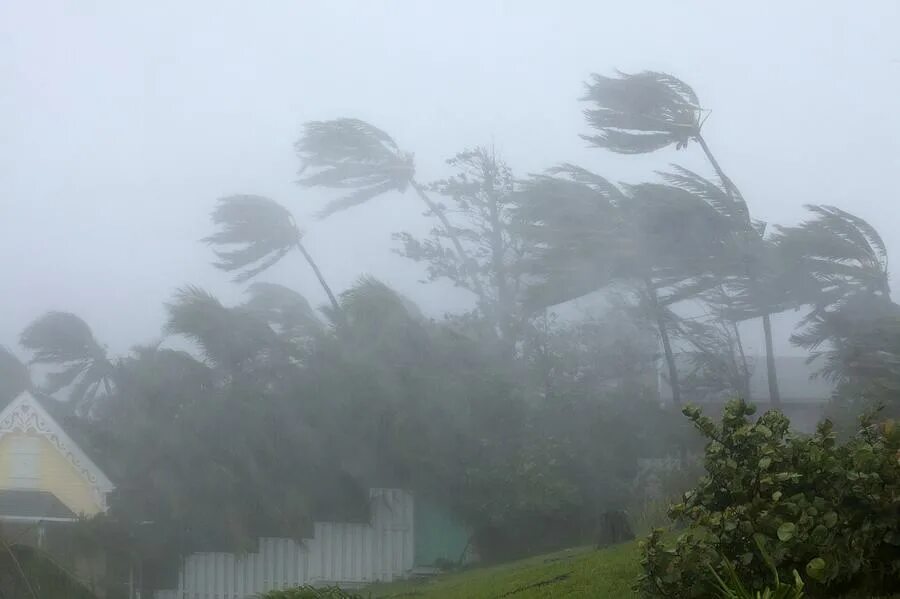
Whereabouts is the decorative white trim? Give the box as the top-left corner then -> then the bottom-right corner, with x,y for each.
0,392 -> 114,511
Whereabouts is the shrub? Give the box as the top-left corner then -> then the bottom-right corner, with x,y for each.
636,399 -> 900,598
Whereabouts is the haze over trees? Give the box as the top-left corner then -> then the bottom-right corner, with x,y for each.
3,68 -> 898,597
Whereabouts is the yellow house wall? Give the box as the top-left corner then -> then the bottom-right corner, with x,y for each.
0,431 -> 102,516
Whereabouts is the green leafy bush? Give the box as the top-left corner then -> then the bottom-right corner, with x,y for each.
256,586 -> 362,598
636,399 -> 900,598
709,536 -> 806,599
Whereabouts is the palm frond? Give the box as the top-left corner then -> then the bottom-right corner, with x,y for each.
243,282 -> 323,338
19,312 -> 114,403
775,205 -> 890,304
660,164 -> 751,227
20,312 -> 106,364
512,172 -> 625,308
581,71 -> 702,154
202,195 -> 300,283
339,275 -> 423,324
296,118 -> 415,218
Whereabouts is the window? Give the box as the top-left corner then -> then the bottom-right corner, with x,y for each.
9,437 -> 41,489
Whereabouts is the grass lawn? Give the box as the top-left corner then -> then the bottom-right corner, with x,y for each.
364,543 -> 900,599
366,543 -> 639,598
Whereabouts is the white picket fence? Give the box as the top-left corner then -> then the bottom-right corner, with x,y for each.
153,488 -> 414,599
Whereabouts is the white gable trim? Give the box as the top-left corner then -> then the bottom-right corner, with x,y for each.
0,391 -> 114,510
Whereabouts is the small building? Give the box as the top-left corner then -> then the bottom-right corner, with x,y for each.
658,355 -> 831,432
0,390 -> 114,593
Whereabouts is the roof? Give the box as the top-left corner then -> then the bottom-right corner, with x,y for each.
0,391 -> 114,509
0,489 -> 76,521
659,354 -> 833,404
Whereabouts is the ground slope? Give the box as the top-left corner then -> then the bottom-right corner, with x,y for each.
367,543 -> 639,599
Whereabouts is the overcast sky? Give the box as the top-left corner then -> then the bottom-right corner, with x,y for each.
2,1 -> 899,360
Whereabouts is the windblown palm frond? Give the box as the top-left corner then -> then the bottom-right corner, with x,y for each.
660,165 -> 751,228
202,195 -> 301,283
791,292 -> 900,385
165,286 -> 281,373
19,311 -> 114,403
336,275 -> 423,325
512,171 -> 625,308
0,346 -> 31,403
625,182 -> 737,289
776,205 -> 890,308
581,71 -> 702,154
296,118 -> 415,218
326,276 -> 429,366
243,282 -> 324,339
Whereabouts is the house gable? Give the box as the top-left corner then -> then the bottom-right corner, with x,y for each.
0,391 -> 113,517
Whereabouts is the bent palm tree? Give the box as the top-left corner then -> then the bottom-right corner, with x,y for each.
165,286 -> 285,377
203,194 -> 344,322
583,71 -> 783,405
19,312 -> 115,408
514,168 -> 732,405
296,118 -> 485,299
778,205 -> 892,372
242,282 -> 324,341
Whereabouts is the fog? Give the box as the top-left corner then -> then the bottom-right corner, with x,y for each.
3,1 -> 898,356
5,4 -> 900,597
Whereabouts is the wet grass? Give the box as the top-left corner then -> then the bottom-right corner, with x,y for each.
366,542 -> 639,599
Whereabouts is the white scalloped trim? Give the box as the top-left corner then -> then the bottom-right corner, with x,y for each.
0,391 -> 114,512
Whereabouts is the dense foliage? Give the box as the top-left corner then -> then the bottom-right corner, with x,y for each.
637,400 -> 900,598
4,66 -> 899,597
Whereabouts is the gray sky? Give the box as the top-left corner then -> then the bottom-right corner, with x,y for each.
2,1 -> 899,359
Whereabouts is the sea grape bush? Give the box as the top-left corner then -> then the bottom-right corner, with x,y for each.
636,399 -> 900,598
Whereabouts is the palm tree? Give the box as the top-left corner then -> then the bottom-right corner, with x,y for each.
296,118 -> 485,299
242,282 -> 324,342
19,311 -> 115,408
0,347 -> 31,404
514,168 -> 733,405
582,71 -> 783,405
164,286 -> 285,377
777,205 -> 892,371
202,194 -> 344,322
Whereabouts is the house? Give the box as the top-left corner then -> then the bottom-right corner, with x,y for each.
657,355 -> 832,432
0,390 -> 114,592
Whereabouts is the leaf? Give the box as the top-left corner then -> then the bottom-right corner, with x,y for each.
805,557 -> 827,582
777,522 -> 797,542
759,457 -> 772,469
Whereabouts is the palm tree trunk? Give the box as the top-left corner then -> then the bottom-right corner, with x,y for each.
695,135 -> 740,200
730,319 -> 752,400
645,279 -> 681,406
761,312 -> 782,408
296,241 -> 345,325
696,133 -> 783,407
411,181 -> 488,302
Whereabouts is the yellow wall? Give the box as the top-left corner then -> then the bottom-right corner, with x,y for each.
0,431 -> 103,516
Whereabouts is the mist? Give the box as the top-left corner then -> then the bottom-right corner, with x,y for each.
3,1 -> 898,355
2,2 -> 900,598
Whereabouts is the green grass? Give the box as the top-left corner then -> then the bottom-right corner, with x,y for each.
366,543 -> 639,599
364,543 -> 900,599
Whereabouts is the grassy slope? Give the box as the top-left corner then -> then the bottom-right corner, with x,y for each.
367,543 -> 639,599
365,543 -> 900,599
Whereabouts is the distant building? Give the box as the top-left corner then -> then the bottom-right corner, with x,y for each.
657,355 -> 832,432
